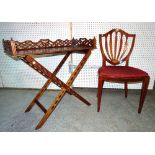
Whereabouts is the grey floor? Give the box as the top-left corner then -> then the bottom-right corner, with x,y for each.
0,88 -> 155,132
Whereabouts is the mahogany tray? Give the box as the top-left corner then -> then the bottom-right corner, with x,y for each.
3,38 -> 96,57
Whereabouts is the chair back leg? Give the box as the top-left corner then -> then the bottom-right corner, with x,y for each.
124,82 -> 128,98
138,76 -> 150,113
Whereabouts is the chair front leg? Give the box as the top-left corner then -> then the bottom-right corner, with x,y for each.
138,76 -> 150,113
97,77 -> 104,112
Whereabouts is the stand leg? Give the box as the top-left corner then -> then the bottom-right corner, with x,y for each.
36,50 -> 92,129
25,79 -> 51,112
24,53 -> 71,112
36,89 -> 66,129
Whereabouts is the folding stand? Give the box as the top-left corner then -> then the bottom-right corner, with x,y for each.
3,38 -> 96,129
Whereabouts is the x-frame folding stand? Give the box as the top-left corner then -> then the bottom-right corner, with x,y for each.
3,38 -> 96,129
22,50 -> 92,129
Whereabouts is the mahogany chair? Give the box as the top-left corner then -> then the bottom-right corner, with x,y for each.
97,28 -> 150,113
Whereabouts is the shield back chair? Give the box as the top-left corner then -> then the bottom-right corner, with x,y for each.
97,28 -> 150,113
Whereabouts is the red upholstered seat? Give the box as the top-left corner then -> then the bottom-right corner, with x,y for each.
98,66 -> 149,79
